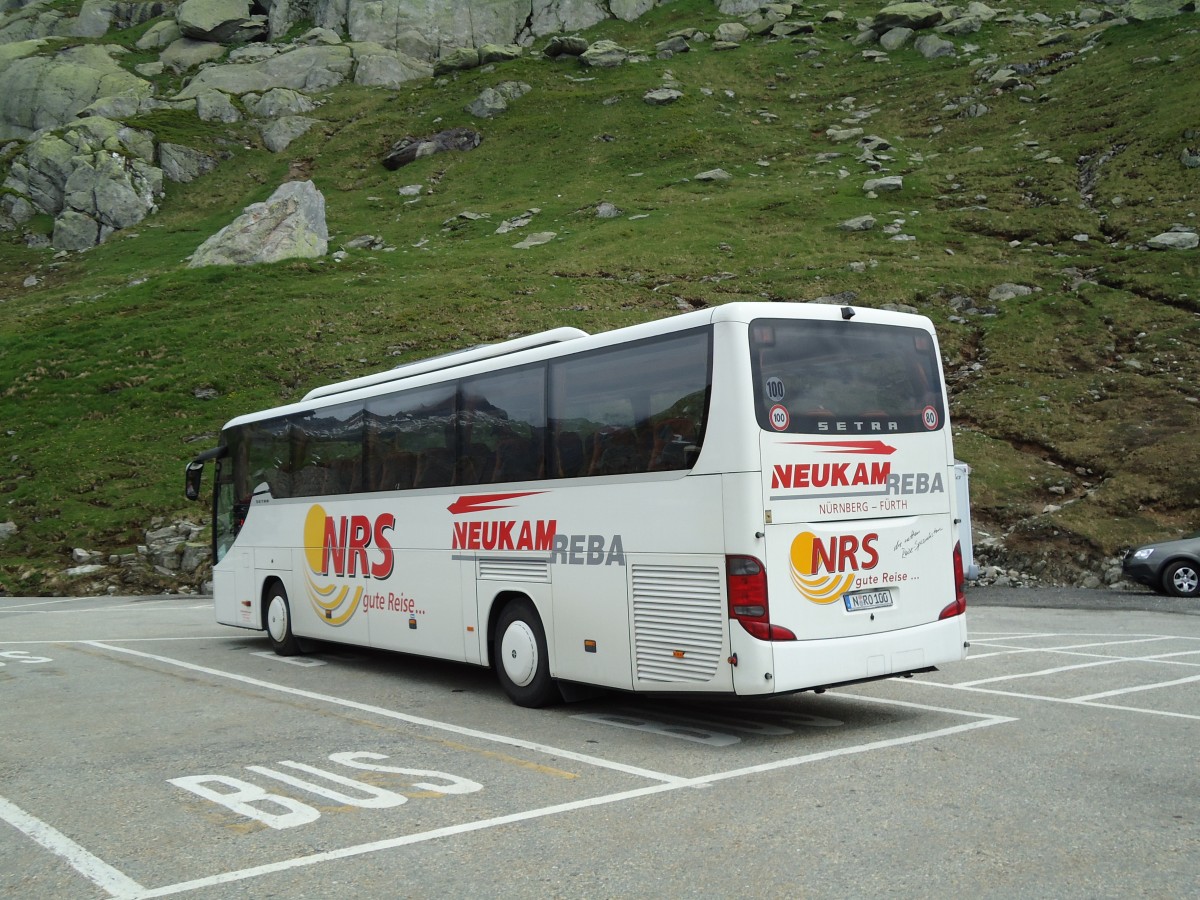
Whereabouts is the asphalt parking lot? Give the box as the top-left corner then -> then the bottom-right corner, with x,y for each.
2,587 -> 1197,898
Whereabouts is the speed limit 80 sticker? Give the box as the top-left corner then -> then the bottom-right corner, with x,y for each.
769,404 -> 790,431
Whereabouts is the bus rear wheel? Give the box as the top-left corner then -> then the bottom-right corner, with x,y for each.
265,583 -> 302,656
494,599 -> 559,708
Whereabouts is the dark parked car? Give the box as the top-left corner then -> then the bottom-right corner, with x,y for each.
1122,534 -> 1200,597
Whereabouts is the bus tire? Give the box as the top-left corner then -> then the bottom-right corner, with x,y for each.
493,598 -> 559,708
265,583 -> 302,656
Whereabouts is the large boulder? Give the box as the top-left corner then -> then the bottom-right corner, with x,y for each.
158,142 -> 219,183
872,2 -> 946,30
349,42 -> 433,87
161,37 -> 227,73
0,44 -> 153,140
189,180 -> 329,267
173,45 -> 353,98
177,0 -> 267,43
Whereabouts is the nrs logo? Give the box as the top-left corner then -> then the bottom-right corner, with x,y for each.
302,505 -> 396,627
789,531 -> 879,605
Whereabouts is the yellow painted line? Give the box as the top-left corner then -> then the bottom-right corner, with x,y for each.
436,739 -> 579,780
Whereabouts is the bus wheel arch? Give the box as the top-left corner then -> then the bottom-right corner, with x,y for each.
263,578 -> 302,656
489,593 -> 560,708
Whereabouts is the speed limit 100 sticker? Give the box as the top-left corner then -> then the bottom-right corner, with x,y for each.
769,404 -> 790,431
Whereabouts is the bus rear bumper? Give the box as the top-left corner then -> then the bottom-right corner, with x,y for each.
758,616 -> 968,695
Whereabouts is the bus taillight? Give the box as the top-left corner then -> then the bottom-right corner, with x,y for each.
940,541 -> 967,619
726,555 -> 797,641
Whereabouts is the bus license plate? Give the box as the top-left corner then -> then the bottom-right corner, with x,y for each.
843,589 -> 893,612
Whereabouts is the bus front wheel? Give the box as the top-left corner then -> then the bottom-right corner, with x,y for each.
265,583 -> 302,656
494,599 -> 559,708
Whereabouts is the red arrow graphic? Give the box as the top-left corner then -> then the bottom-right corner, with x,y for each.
787,440 -> 897,455
447,491 -> 544,515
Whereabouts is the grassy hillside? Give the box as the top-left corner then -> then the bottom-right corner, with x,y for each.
1,0 -> 1197,594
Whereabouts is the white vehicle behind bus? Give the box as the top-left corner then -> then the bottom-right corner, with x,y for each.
186,302 -> 968,706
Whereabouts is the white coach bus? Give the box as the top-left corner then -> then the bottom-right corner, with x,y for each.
186,302 -> 968,706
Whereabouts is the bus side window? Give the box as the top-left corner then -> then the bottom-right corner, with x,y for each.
554,430 -> 585,478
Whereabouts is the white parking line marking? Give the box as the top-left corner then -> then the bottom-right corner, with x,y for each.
955,656 -> 1130,687
86,642 -> 687,785
909,680 -> 1200,722
249,651 -> 327,667
0,795 -> 145,895
1072,672 -> 1200,702
119,712 -> 1011,898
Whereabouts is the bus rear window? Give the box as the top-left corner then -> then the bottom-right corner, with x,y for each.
749,318 -> 945,435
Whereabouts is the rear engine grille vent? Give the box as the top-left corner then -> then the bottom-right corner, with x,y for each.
632,564 -> 724,683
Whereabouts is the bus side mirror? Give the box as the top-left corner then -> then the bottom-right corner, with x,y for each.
185,461 -> 204,501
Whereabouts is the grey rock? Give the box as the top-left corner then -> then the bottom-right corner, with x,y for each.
989,282 -> 1034,301
159,143 -> 218,183
177,0 -> 266,43
644,88 -> 683,105
695,168 -> 732,182
936,15 -> 983,35
189,180 -> 328,267
863,175 -> 903,192
0,44 -> 153,141
496,81 -> 531,101
914,34 -> 956,58
873,2 -> 945,30
350,44 -> 433,87
596,201 -> 623,218
52,210 -> 100,251
655,35 -> 690,56
713,22 -> 749,42
479,43 -> 523,64
136,19 -> 183,49
174,45 -> 353,99
543,36 -> 590,58
432,46 -> 480,74
513,231 -> 556,249
195,89 -> 241,123
1146,231 -> 1198,250
244,87 -> 316,119
259,115 -> 319,152
60,150 -> 162,242
879,27 -> 914,50
161,37 -> 227,73
839,215 -> 877,231
466,87 -> 508,118
581,40 -> 629,68
0,521 -> 16,543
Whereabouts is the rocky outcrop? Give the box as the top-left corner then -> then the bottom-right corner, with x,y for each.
3,115 -> 163,247
0,44 -> 153,140
188,179 -> 328,266
172,44 -> 354,98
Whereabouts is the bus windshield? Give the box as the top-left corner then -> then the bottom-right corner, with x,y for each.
749,318 -> 945,435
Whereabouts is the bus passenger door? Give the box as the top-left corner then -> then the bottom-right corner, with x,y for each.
214,549 -> 255,628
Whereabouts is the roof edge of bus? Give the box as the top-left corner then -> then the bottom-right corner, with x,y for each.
301,326 -> 590,402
